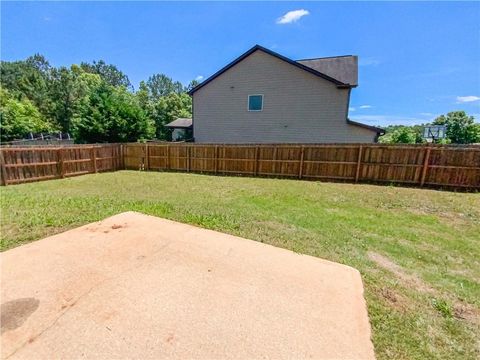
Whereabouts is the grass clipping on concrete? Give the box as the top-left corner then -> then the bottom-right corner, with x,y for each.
1,171 -> 479,359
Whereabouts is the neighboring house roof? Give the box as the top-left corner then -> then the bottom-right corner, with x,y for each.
188,45 -> 355,95
297,56 -> 358,87
347,119 -> 385,134
165,118 -> 192,128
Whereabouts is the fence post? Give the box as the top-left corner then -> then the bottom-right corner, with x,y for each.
298,146 -> 305,179
187,146 -> 191,172
110,145 -> 115,171
118,144 -> 124,170
117,144 -> 121,170
272,146 -> 278,174
144,144 -> 150,171
91,147 -> 97,173
355,145 -> 363,183
166,145 -> 170,170
111,145 -> 116,171
214,145 -> 218,174
0,150 -> 7,186
254,146 -> 260,176
123,144 -> 127,170
420,146 -> 431,186
57,148 -> 65,178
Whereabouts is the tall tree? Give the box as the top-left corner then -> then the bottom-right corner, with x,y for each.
433,111 -> 480,144
72,82 -> 154,143
185,79 -> 199,92
0,55 -> 52,117
145,74 -> 183,101
80,60 -> 132,89
49,65 -> 101,132
25,53 -> 52,76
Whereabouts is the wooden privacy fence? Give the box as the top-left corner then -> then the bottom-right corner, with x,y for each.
0,144 -> 122,185
1,143 -> 479,189
124,143 -> 480,189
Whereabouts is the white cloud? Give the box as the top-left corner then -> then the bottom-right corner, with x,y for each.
349,107 -> 356,112
456,96 -> 480,103
195,75 -> 204,81
359,105 -> 372,109
276,9 -> 310,24
43,16 -> 52,22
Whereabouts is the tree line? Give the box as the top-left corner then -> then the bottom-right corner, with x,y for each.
0,54 -> 198,143
378,111 -> 479,144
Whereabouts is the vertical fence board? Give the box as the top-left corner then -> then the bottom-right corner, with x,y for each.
0,151 -> 7,186
420,147 -> 431,186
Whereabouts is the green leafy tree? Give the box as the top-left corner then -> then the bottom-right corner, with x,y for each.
433,111 -> 480,144
80,60 -> 132,89
145,74 -> 184,101
0,88 -> 56,142
390,127 -> 417,143
49,66 -> 102,132
26,54 -> 52,76
136,81 -> 152,111
379,126 -> 423,144
0,55 -> 53,117
72,83 -> 154,143
152,92 -> 192,140
185,79 -> 200,92
1,53 -> 198,143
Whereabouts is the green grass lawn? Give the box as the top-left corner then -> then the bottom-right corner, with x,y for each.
1,171 -> 479,359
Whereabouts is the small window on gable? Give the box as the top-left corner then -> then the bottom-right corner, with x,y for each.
248,95 -> 263,111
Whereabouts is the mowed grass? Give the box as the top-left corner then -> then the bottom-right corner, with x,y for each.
1,171 -> 479,359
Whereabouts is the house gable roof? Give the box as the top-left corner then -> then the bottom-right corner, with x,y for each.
188,45 -> 353,95
298,56 -> 358,87
347,119 -> 385,134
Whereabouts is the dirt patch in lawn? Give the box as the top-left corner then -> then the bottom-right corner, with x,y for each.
368,251 -> 435,294
379,287 -> 409,312
453,302 -> 480,325
368,251 -> 480,326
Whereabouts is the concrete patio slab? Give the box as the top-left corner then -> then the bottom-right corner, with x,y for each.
1,212 -> 374,359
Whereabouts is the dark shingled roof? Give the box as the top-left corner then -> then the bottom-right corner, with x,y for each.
188,45 -> 355,95
298,56 -> 358,87
165,118 -> 192,128
347,119 -> 385,134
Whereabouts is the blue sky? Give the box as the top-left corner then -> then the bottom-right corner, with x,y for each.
2,1 -> 479,126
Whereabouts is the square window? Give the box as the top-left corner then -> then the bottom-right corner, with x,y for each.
248,95 -> 263,111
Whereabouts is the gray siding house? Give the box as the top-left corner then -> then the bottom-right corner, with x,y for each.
188,45 -> 383,143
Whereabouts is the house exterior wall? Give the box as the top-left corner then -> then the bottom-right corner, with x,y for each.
193,50 -> 377,143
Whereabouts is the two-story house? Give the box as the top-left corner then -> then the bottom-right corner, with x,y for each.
187,45 -> 383,143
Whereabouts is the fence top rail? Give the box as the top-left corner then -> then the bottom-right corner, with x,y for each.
0,144 -> 122,151
124,142 -> 480,150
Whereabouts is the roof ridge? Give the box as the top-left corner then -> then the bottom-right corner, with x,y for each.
347,119 -> 385,134
297,55 -> 355,61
